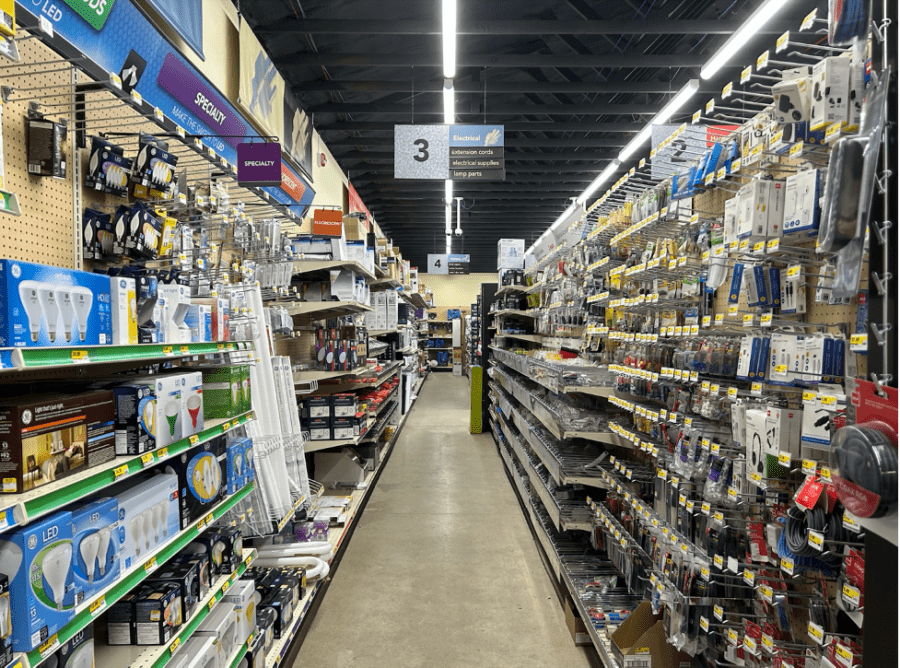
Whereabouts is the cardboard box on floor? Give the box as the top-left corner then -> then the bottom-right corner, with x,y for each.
611,602 -> 692,668
564,599 -> 591,646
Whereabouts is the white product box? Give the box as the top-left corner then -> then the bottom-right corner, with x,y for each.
330,236 -> 348,261
157,283 -> 191,343
375,292 -> 387,331
737,180 -> 785,239
135,372 -> 190,447
223,580 -> 256,645
110,276 -> 138,345
497,239 -> 525,269
385,291 -> 399,330
196,602 -> 238,668
811,55 -> 851,130
847,51 -> 865,131
184,371 -> 204,436
772,76 -> 811,125
745,408 -> 768,479
410,268 -> 418,292
329,269 -> 358,302
346,240 -> 366,264
783,169 -> 822,235
365,292 -> 378,329
723,197 -> 738,247
183,304 -> 212,342
765,407 -> 803,459
112,472 -> 180,570
170,636 -> 217,668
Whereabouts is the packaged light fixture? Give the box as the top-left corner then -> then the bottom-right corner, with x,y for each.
132,133 -> 178,201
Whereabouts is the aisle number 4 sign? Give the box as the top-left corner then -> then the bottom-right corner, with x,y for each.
395,125 -> 505,181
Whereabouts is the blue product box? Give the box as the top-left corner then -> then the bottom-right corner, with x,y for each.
832,338 -> 845,383
768,268 -> 781,307
747,337 -> 761,380
71,498 -> 120,602
729,263 -> 744,304
0,511 -> 76,651
0,260 -> 112,348
225,438 -> 248,494
757,337 -> 771,381
183,305 -> 212,343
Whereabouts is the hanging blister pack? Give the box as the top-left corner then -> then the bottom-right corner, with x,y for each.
86,137 -> 132,198
132,133 -> 179,201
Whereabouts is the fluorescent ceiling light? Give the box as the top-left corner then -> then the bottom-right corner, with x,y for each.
442,0 -> 456,78
618,126 -> 653,162
654,79 -> 699,124
577,160 -> 621,204
701,0 -> 792,79
443,84 -> 455,124
445,179 -> 453,202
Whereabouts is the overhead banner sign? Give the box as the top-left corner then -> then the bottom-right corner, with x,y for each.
17,0 -> 316,214
395,125 -> 504,181
238,19 -> 285,142
312,209 -> 343,237
448,254 -> 471,275
283,94 -> 313,181
348,183 -> 371,230
237,142 -> 282,187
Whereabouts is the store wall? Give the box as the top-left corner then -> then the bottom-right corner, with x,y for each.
421,273 -> 496,313
310,132 -> 349,209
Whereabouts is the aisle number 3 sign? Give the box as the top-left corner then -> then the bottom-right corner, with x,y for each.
395,125 -> 505,181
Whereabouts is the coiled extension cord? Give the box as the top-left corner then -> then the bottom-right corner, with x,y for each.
830,422 -> 898,517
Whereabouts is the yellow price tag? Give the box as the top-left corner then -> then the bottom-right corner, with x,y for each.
208,596 -> 217,611
113,464 -> 129,480
820,466 -> 833,482
713,555 -> 724,569
751,382 -> 763,394
787,265 -> 801,278
759,585 -> 774,602
89,596 -> 106,616
700,616 -> 710,632
808,530 -> 824,550
825,122 -> 842,143
722,82 -> 733,98
767,239 -> 780,251
808,621 -> 825,643
38,635 -> 59,658
141,452 -> 155,467
835,644 -> 853,663
71,350 -> 88,361
728,305 -> 739,316
780,555 -> 795,574
130,90 -> 143,106
715,314 -> 725,324
757,50 -> 769,69
778,452 -> 791,466
841,583 -> 860,605
762,635 -> 774,653
157,447 -> 168,460
727,629 -> 739,645
189,435 -> 199,445
163,346 -> 174,355
180,345 -> 191,354
144,557 -> 157,573
170,637 -> 181,655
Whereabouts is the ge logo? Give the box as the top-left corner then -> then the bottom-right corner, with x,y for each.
21,409 -> 32,425
413,139 -> 429,162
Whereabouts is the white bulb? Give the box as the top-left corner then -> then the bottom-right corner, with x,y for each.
70,287 -> 93,342
17,281 -> 43,342
0,594 -> 8,638
69,639 -> 94,668
141,510 -> 152,550
42,542 -> 72,612
155,501 -> 169,539
150,505 -> 161,544
235,454 -> 243,479
37,286 -> 61,343
96,527 -> 112,577
454,228 -> 462,236
57,290 -> 76,342
130,514 -> 145,556
78,532 -> 101,584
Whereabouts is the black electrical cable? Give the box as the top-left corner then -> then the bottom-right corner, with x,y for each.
785,506 -> 817,558
830,422 -> 898,517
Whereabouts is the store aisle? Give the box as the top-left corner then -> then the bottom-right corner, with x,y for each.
297,374 -> 596,668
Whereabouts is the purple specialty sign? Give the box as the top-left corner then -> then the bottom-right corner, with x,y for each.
237,142 -> 283,187
156,52 -> 248,147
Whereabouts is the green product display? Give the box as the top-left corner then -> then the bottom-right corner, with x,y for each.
470,366 -> 483,434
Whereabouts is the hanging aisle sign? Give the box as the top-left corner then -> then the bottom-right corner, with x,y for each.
237,142 -> 281,187
312,209 -> 343,237
15,0 -> 316,214
448,254 -> 471,274
395,124 -> 504,180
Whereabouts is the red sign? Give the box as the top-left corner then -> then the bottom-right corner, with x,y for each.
348,182 -> 371,230
312,209 -> 343,237
280,162 -> 307,203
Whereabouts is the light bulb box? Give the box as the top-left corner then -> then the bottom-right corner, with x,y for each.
0,573 -> 10,667
0,511 -> 75,651
109,472 -> 179,570
71,497 -> 120,602
0,390 -> 115,494
109,276 -> 138,345
170,636 -> 216,668
202,367 -> 242,419
239,365 -> 251,415
146,560 -> 201,625
164,436 -> 227,530
195,601 -> 238,666
0,259 -> 112,348
112,382 -> 157,455
184,371 -> 204,437
134,581 -> 182,645
170,552 -> 211,602
223,579 -> 256,646
140,373 -> 189,447
106,589 -> 140,645
225,437 -> 250,494
55,622 -> 93,668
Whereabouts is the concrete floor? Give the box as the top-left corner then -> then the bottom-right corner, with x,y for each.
295,374 -> 596,668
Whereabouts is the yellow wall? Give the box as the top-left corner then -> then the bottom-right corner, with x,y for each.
310,131 -> 348,209
421,273 -> 497,314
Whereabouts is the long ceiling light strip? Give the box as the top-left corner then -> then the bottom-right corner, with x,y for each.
443,0 -> 456,252
701,0 -> 793,79
526,0 -> 791,257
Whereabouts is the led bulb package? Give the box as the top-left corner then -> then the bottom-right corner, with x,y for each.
195,601 -> 238,666
184,371 -> 204,437
0,260 -> 112,348
109,276 -> 138,345
55,624 -> 94,668
71,498 -> 120,600
156,283 -> 191,344
27,112 -> 67,178
0,391 -> 115,493
147,561 -> 202,625
226,438 -> 250,494
112,382 -> 157,456
86,137 -> 132,198
166,436 -> 227,529
202,367 -> 243,419
134,582 -> 182,645
170,552 -> 210,602
183,304 -> 212,343
109,472 -> 179,570
1,511 -> 75,651
170,635 -> 217,668
223,579 -> 256,646
131,133 -> 178,202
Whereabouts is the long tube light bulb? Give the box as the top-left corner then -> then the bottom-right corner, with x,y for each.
442,0 -> 457,79
618,126 -> 653,162
577,160 -> 621,204
654,79 -> 700,124
443,84 -> 455,124
701,0 -> 792,79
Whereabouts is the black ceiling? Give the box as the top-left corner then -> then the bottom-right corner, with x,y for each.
238,0 -> 818,273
